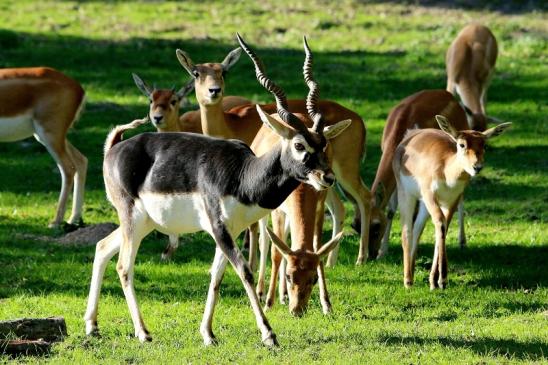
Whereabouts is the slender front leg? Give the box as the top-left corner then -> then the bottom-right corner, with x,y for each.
420,190 -> 446,290
256,217 -> 270,301
314,193 -> 331,314
207,211 -> 277,347
410,201 -> 430,270
457,195 -> 466,249
325,189 -> 345,267
84,227 -> 123,336
248,222 -> 259,271
201,247 -> 228,346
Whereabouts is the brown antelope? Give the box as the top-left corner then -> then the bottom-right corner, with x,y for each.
393,115 -> 511,289
241,36 -> 346,315
132,73 -> 252,260
446,23 -> 498,131
369,89 -> 492,258
84,35 -> 351,346
0,67 -> 87,228
175,43 -> 372,272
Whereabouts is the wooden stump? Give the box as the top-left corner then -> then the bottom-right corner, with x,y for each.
0,317 -> 67,356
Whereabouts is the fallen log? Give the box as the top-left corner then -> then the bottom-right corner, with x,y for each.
0,317 -> 66,342
1,339 -> 51,356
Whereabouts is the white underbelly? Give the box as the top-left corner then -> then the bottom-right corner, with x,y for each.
138,192 -> 270,237
431,180 -> 466,208
0,114 -> 35,142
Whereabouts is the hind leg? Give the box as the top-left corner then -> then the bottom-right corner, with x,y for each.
65,141 -> 87,225
325,188 -> 345,267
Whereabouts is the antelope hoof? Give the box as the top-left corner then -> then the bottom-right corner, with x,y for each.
160,251 -> 173,262
355,256 -> 366,265
321,303 -> 332,315
85,320 -> 99,337
438,279 -> 448,290
404,279 -> 413,289
136,329 -> 152,342
201,327 -> 218,346
262,333 -> 278,347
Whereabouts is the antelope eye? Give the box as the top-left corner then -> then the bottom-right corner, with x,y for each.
170,100 -> 177,106
285,274 -> 291,283
459,143 -> 465,148
192,70 -> 199,78
149,99 -> 153,104
294,143 -> 305,151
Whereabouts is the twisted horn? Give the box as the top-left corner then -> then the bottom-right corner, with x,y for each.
236,33 -> 307,133
303,36 -> 324,132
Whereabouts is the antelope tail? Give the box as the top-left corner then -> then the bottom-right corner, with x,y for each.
104,117 -> 149,155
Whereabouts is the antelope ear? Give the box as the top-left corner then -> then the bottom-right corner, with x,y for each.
176,79 -> 195,104
323,119 -> 352,140
221,48 -> 242,71
132,73 -> 153,97
482,122 -> 512,139
265,227 -> 292,259
256,105 -> 296,139
176,49 -> 196,77
316,231 -> 344,258
435,115 -> 458,141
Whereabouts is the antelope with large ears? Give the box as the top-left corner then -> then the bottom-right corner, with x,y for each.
393,115 -> 511,289
84,34 -> 350,347
240,35 -> 348,315
446,23 -> 500,131
0,67 -> 87,229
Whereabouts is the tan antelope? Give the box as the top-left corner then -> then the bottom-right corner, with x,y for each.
0,67 -> 87,228
393,115 -> 511,289
370,89 -> 482,258
175,43 -> 372,272
84,35 -> 351,346
241,36 -> 346,315
446,23 -> 498,131
131,73 -> 252,260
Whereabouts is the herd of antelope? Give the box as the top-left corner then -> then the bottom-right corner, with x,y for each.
0,24 -> 512,346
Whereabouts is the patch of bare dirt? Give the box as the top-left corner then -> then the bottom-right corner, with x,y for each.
17,223 -> 118,246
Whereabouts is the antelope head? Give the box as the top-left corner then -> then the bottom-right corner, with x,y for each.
266,228 -> 343,316
436,115 -> 512,176
176,47 -> 242,106
132,73 -> 194,129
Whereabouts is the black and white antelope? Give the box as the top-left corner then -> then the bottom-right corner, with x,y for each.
83,34 -> 351,346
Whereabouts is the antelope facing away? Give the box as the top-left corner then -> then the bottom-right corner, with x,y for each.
175,41 -> 372,270
393,115 -> 511,289
0,67 -> 87,228
83,34 -> 351,346
131,73 -> 251,260
240,35 -> 346,315
370,89 -> 481,258
446,23 -> 498,131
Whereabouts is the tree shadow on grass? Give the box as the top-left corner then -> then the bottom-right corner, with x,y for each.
378,334 -> 547,361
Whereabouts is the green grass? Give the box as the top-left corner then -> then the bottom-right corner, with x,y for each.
0,0 -> 546,363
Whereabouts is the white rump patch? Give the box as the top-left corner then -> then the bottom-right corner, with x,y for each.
0,113 -> 34,142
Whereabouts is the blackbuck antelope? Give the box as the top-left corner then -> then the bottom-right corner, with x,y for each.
393,115 -> 511,289
0,67 -> 87,228
175,40 -> 371,269
83,34 -> 351,346
240,36 -> 345,315
132,73 -> 251,260
371,90 -> 477,258
446,23 -> 499,131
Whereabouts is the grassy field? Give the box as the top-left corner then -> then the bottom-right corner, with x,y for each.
0,0 -> 546,363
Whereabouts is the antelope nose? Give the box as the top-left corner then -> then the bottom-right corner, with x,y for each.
153,115 -> 163,123
473,164 -> 483,173
208,87 -> 221,97
323,172 -> 336,187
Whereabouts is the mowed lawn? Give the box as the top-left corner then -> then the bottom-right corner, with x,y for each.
0,1 -> 546,363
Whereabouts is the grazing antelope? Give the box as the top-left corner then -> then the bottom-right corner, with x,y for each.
393,115 -> 511,289
175,42 -> 372,269
0,67 -> 87,228
83,34 -> 351,346
132,73 -> 252,260
371,89 -> 478,258
446,23 -> 498,131
241,36 -> 345,315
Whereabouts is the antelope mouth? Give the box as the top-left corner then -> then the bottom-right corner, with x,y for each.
306,172 -> 334,191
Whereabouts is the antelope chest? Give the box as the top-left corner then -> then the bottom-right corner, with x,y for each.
0,113 -> 35,142
138,192 -> 269,237
430,179 -> 467,208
